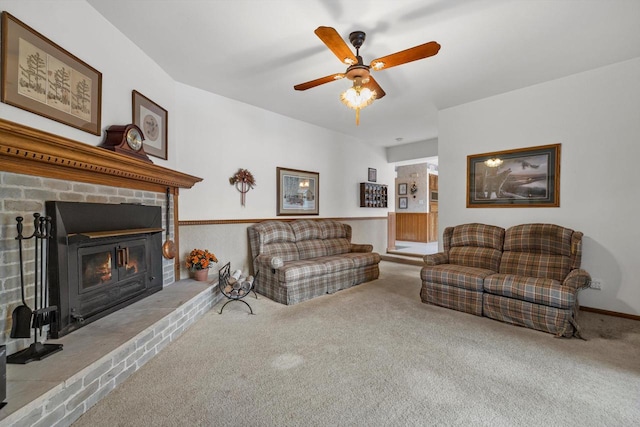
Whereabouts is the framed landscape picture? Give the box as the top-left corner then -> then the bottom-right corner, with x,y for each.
133,90 -> 168,160
467,144 -> 561,208
1,12 -> 102,135
277,167 -> 319,215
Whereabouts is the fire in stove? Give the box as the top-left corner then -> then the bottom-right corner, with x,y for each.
82,252 -> 113,286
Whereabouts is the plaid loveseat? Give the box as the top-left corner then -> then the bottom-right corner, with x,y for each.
421,223 -> 591,337
248,219 -> 380,305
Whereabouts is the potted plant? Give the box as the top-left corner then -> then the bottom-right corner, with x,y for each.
186,249 -> 218,281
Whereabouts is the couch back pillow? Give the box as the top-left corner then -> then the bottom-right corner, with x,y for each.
248,221 -> 299,264
500,223 -> 577,281
318,220 -> 352,256
447,223 -> 505,271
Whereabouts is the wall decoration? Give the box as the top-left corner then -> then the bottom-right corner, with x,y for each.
132,90 -> 168,160
398,197 -> 408,209
410,182 -> 418,198
1,12 -> 102,135
467,143 -> 560,207
368,167 -> 377,182
229,168 -> 256,206
277,167 -> 319,216
398,183 -> 407,195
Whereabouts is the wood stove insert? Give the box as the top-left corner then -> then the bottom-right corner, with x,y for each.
46,202 -> 164,338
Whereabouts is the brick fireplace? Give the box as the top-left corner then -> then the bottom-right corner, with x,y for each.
0,118 -> 201,355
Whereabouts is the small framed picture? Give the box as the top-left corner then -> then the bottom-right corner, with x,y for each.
398,183 -> 407,195
399,197 -> 408,209
133,90 -> 168,160
368,167 -> 377,182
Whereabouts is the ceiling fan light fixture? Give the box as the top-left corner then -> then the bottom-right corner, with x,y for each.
340,77 -> 377,125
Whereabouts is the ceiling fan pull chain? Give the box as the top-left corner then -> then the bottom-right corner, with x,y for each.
356,108 -> 360,126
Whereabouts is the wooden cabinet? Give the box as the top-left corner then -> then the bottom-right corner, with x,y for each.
360,183 -> 388,208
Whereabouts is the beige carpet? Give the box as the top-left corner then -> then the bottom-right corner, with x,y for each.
73,262 -> 640,426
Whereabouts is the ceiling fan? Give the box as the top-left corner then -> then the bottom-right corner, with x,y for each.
294,26 -> 441,125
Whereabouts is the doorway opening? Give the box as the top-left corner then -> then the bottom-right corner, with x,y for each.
388,157 -> 438,257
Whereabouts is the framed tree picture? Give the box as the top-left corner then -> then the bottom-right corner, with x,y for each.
132,90 -> 168,160
277,167 -> 319,215
467,144 -> 561,207
1,12 -> 102,135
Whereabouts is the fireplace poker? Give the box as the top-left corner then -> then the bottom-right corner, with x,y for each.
9,216 -> 32,339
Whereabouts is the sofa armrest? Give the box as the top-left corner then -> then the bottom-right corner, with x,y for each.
350,243 -> 373,253
562,268 -> 591,290
423,252 -> 448,266
255,254 -> 284,269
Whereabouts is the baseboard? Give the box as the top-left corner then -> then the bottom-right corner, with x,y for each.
580,305 -> 640,321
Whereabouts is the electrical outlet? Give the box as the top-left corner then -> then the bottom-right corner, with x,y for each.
589,278 -> 603,290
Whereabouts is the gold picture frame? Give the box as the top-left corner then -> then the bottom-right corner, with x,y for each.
1,12 -> 102,135
467,144 -> 560,207
132,90 -> 168,160
276,167 -> 319,216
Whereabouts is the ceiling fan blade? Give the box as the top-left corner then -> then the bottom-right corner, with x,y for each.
364,76 -> 386,99
314,26 -> 357,64
294,73 -> 345,91
370,41 -> 441,71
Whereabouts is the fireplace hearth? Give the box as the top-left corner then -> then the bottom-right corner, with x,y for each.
46,201 -> 164,338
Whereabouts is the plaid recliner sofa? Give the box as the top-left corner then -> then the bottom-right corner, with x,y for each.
248,219 -> 380,305
421,223 -> 591,337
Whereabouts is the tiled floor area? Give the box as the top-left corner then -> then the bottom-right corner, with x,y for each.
391,240 -> 439,256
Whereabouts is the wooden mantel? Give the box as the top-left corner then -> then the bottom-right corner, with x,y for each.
0,118 -> 202,192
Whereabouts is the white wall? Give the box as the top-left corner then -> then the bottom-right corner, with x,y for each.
438,58 -> 640,316
0,0 -> 178,169
174,83 -> 394,220
387,138 -> 438,163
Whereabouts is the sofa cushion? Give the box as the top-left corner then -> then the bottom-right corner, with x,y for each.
261,242 -> 299,263
291,220 -> 323,241
255,221 -> 295,244
318,219 -> 349,239
501,224 -> 575,281
484,273 -> 575,309
499,252 -> 572,282
342,252 -> 381,268
324,238 -> 351,256
420,265 -> 495,292
450,223 -> 505,250
446,223 -> 505,271
276,260 -> 327,282
296,239 -> 327,259
449,247 -> 503,272
317,256 -> 355,273
504,223 -> 573,256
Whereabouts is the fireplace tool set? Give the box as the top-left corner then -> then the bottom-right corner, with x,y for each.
8,213 -> 63,364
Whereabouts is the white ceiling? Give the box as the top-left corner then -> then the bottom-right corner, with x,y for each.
87,0 -> 640,148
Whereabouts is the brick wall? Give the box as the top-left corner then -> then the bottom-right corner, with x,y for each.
0,171 -> 175,356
